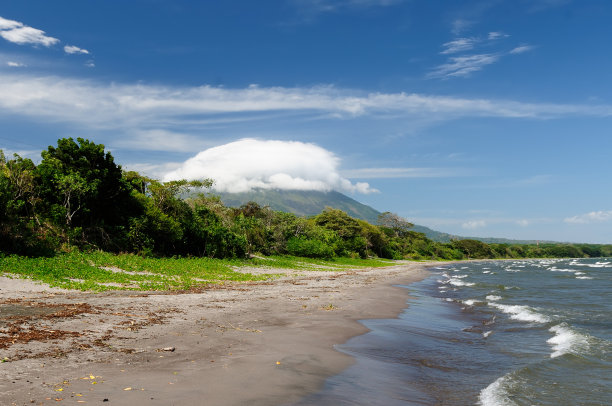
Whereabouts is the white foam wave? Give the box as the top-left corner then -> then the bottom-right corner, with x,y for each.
454,274 -> 468,279
576,276 -> 593,280
488,303 -> 549,323
549,267 -> 576,272
547,324 -> 589,358
483,330 -> 493,338
483,270 -> 491,274
486,295 -> 502,301
449,279 -> 475,287
463,299 -> 482,306
479,374 -> 516,406
504,268 -> 521,272
574,271 -> 585,275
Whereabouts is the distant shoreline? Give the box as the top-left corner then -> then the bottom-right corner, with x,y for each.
0,261 -> 433,405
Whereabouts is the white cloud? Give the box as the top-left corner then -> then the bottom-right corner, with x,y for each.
564,210 -> 612,224
64,45 -> 89,55
0,19 -> 59,47
516,219 -> 530,227
0,16 -> 22,30
462,220 -> 487,229
85,60 -> 95,68
1,74 -> 612,134
510,45 -> 535,54
0,16 -> 89,57
342,167 -> 469,178
114,129 -> 214,153
6,61 -> 26,67
440,38 -> 477,54
432,30 -> 529,79
123,161 -> 183,180
163,139 -> 377,194
428,53 -> 500,78
488,31 -> 509,40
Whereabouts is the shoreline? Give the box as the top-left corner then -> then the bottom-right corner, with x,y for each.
1,261 -> 435,405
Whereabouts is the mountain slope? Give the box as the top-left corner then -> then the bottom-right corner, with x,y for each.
214,189 -> 547,244
217,189 -> 381,223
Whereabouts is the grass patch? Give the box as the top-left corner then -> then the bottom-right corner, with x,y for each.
246,255 -> 394,270
0,252 -> 397,292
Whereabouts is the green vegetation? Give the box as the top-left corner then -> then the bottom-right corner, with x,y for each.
1,138 -> 611,291
0,251 -> 393,291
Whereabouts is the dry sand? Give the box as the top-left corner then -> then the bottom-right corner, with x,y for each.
0,261 -> 436,405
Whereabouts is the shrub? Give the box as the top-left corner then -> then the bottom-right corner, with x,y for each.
286,237 -> 335,259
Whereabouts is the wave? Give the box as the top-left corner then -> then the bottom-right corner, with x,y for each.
479,374 -> 516,406
486,295 -> 502,301
587,263 -> 611,268
547,324 -> 589,358
576,276 -> 593,280
488,303 -> 550,323
449,279 -> 475,287
548,267 -> 577,272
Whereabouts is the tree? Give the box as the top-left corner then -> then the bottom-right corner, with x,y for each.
35,138 -> 142,248
377,212 -> 413,238
0,151 -> 55,255
0,151 -> 39,222
451,239 -> 493,259
314,208 -> 368,257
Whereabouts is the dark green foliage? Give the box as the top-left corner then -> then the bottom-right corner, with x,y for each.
286,236 -> 335,259
34,138 -> 142,250
452,239 -> 494,259
1,139 -> 611,263
183,206 -> 247,258
37,138 -> 137,227
314,208 -> 369,257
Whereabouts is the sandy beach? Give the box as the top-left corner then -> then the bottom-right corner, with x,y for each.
1,261 -> 434,405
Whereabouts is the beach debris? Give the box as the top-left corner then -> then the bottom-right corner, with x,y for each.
157,346 -> 175,352
276,361 -> 281,365
321,303 -> 337,311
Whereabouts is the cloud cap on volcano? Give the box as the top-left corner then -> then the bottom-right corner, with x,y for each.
163,139 -> 376,194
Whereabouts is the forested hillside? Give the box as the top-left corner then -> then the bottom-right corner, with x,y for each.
2,138 -> 610,260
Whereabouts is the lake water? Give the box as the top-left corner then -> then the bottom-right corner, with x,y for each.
294,258 -> 612,405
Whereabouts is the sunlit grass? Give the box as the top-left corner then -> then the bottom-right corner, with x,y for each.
0,251 -> 397,291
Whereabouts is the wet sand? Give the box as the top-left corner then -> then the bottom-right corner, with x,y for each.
0,261 -> 434,405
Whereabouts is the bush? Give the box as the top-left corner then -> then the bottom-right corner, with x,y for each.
286,237 -> 335,259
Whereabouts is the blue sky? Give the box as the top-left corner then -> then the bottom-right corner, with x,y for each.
1,0 -> 611,243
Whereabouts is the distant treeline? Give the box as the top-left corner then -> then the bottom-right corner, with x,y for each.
1,138 -> 611,260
